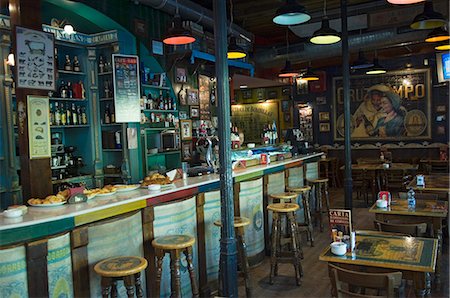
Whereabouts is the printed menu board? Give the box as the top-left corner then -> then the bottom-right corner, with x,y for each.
112,54 -> 141,122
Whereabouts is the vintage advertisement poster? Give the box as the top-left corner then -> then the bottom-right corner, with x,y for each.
112,54 -> 141,122
328,209 -> 352,241
27,96 -> 51,159
231,102 -> 279,143
198,74 -> 211,120
16,26 -> 55,90
333,69 -> 431,141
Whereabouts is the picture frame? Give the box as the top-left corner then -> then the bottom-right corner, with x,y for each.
190,105 -> 200,118
27,95 -> 51,159
187,89 -> 199,105
319,112 -> 330,122
179,110 -> 188,120
180,119 -> 192,140
176,67 -> 187,83
242,90 -> 252,100
281,100 -> 290,112
436,105 -> 446,113
319,122 -> 330,132
316,96 -> 326,105
284,112 -> 291,122
268,90 -> 278,99
182,142 -> 193,161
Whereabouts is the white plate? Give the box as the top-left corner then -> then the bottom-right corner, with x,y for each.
29,201 -> 66,207
95,191 -> 117,197
115,184 -> 140,192
86,194 -> 97,200
160,183 -> 175,190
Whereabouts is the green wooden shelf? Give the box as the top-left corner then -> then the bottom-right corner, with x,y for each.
50,97 -> 86,102
51,125 -> 89,129
102,148 -> 123,152
98,71 -> 113,76
147,150 -> 180,156
58,70 -> 85,75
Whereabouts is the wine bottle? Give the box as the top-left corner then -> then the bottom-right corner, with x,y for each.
77,105 -> 82,125
61,103 -> 67,125
67,81 -> 73,98
54,102 -> 61,126
66,103 -> 72,125
111,106 -> 115,123
81,107 -> 87,125
73,56 -> 81,72
49,103 -> 54,125
64,55 -> 72,71
59,80 -> 68,98
159,91 -> 164,110
98,55 -> 105,73
72,103 -> 78,125
104,104 -> 111,124
104,80 -> 111,98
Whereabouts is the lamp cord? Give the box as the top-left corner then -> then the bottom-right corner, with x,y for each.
286,29 -> 290,58
323,0 -> 327,16
175,0 -> 179,15
229,0 -> 234,35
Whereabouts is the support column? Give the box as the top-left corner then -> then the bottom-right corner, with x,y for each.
213,0 -> 238,296
341,0 -> 353,210
10,0 -> 52,199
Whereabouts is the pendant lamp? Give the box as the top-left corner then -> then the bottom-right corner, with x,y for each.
310,1 -> 340,45
435,42 -> 450,51
301,67 -> 319,81
278,30 -> 299,78
273,0 -> 311,26
410,1 -> 447,30
227,37 -> 246,59
425,27 -> 450,42
163,14 -> 196,45
351,50 -> 374,70
366,58 -> 387,75
387,0 -> 424,4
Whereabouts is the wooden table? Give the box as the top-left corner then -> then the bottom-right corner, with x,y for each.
369,199 -> 447,287
407,175 -> 450,193
341,163 -> 419,200
319,230 -> 438,297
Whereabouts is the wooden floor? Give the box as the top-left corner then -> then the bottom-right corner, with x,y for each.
235,189 -> 449,298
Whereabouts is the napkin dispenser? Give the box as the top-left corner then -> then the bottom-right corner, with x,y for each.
416,175 -> 425,187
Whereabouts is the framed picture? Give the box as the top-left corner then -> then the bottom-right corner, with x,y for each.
296,78 -> 308,95
180,119 -> 192,140
281,100 -> 290,112
268,90 -> 278,99
436,105 -> 446,113
187,89 -> 199,105
176,67 -> 187,83
319,112 -> 330,122
182,142 -> 193,161
282,87 -> 291,96
319,123 -> 330,132
437,125 -> 445,135
190,106 -> 200,118
27,95 -> 51,159
16,26 -> 55,90
179,110 -> 188,120
284,112 -> 291,122
316,96 -> 326,105
242,90 -> 252,100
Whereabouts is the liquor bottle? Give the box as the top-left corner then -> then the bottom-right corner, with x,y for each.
61,103 -> 67,125
72,103 -> 78,125
54,48 -> 59,70
104,104 -> 111,124
168,96 -> 172,110
172,97 -> 177,111
81,107 -> 88,125
115,131 -> 122,149
80,81 -> 86,99
77,105 -> 82,125
73,56 -> 81,72
49,103 -> 54,125
54,102 -> 61,126
59,80 -> 68,98
272,120 -> 278,144
111,106 -> 115,123
98,55 -> 105,73
66,103 -> 72,125
159,91 -> 164,110
104,80 -> 111,98
147,94 -> 153,110
67,81 -> 73,98
164,95 -> 168,110
64,55 -> 72,71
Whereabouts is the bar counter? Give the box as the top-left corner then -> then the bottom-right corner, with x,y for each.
0,152 -> 322,297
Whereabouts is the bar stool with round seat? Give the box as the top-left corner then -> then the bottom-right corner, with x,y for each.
286,185 -> 314,247
214,216 -> 252,297
267,202 -> 303,286
94,256 -> 148,298
152,235 -> 199,298
306,177 -> 330,232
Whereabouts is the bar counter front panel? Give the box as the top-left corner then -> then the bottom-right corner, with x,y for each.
0,153 -> 322,297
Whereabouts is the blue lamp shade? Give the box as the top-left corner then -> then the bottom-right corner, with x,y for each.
351,50 -> 374,70
410,1 -> 447,30
273,0 -> 311,26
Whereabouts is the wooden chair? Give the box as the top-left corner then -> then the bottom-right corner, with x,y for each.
352,169 -> 370,206
329,264 -> 403,298
374,220 -> 431,237
429,160 -> 449,174
382,169 -> 410,194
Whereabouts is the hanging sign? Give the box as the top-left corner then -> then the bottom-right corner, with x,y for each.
112,54 -> 141,123
27,95 -> 51,159
16,26 -> 55,90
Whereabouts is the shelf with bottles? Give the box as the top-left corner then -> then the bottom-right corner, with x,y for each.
55,45 -> 85,74
50,101 -> 89,128
50,97 -> 87,102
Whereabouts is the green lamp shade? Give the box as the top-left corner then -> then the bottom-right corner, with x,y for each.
351,50 -> 374,70
310,17 -> 341,45
273,0 -> 311,25
410,1 -> 447,30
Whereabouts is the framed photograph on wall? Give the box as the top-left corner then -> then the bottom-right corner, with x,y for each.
242,90 -> 252,100
190,106 -> 200,118
179,110 -> 188,120
182,142 -> 193,160
187,89 -> 199,105
180,119 -> 192,140
176,67 -> 187,83
281,100 -> 290,112
319,112 -> 330,122
319,123 -> 330,132
316,96 -> 326,105
436,105 -> 446,113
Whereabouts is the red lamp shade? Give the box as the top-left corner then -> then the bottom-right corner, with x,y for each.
163,14 -> 196,45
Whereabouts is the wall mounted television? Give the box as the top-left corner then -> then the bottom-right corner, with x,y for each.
436,52 -> 450,83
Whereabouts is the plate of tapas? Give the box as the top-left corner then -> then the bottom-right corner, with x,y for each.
84,185 -> 118,198
141,173 -> 172,188
115,184 -> 140,193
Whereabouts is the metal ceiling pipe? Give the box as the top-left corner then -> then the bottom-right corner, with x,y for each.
254,28 -> 430,67
136,0 -> 254,42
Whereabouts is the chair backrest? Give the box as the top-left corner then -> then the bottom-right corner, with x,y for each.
398,192 -> 438,200
329,264 -> 402,298
429,160 -> 449,174
374,220 -> 430,237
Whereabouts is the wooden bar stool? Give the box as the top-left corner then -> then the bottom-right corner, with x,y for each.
269,192 -> 304,257
214,217 -> 252,297
286,186 -> 314,247
306,178 -> 330,232
267,203 -> 303,286
94,256 -> 148,298
152,235 -> 199,298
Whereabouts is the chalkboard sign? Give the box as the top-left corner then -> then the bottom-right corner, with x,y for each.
112,54 -> 141,123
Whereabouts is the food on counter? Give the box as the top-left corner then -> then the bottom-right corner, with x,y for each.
28,194 -> 66,205
141,173 -> 171,186
84,185 -> 117,196
115,184 -> 138,190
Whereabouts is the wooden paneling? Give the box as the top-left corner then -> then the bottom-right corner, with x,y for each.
26,239 -> 48,297
141,206 -> 156,297
71,227 -> 90,297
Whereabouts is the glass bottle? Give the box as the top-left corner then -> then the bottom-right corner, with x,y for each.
66,103 -> 72,125
64,55 -> 72,71
111,105 -> 115,123
54,48 -> 59,70
77,105 -> 82,125
72,103 -> 78,125
59,80 -> 68,98
54,102 -> 61,126
67,81 -> 73,98
159,91 -> 164,110
73,56 -> 81,72
98,55 -> 105,73
407,188 -> 416,209
104,104 -> 111,124
60,103 -> 67,125
49,102 -> 54,125
104,80 -> 111,98
81,107 -> 88,125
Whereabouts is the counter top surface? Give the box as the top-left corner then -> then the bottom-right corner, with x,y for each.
0,153 -> 322,231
